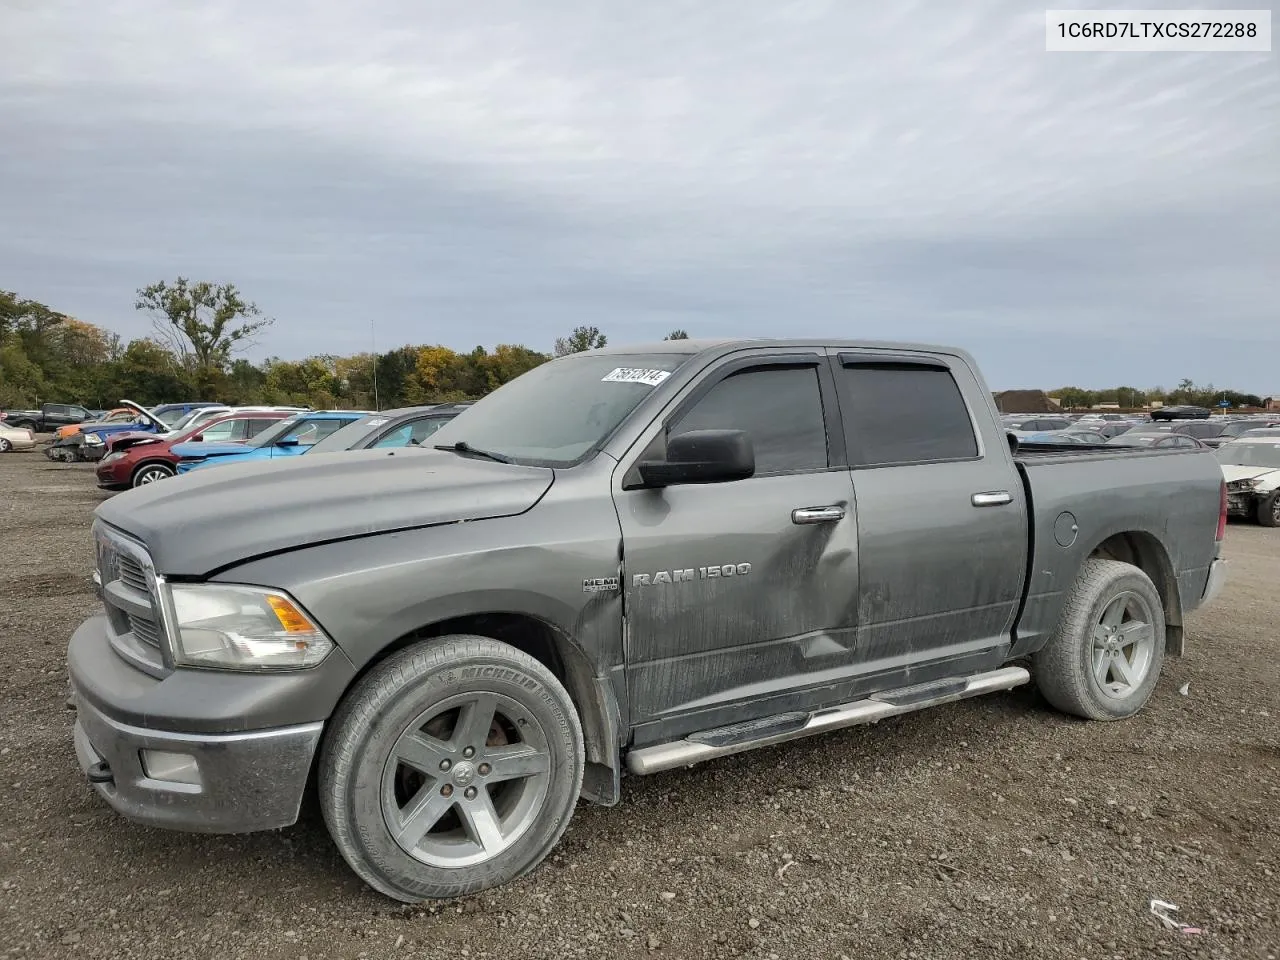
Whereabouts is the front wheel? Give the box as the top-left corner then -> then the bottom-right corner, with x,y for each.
0,438 -> 11,453
131,462 -> 174,486
1256,491 -> 1280,528
319,636 -> 584,902
1032,558 -> 1166,720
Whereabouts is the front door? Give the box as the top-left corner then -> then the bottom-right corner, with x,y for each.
614,351 -> 860,744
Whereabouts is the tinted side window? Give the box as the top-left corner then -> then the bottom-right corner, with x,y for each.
201,420 -> 236,441
671,366 -> 828,474
246,419 -> 278,437
840,364 -> 978,466
48,405 -> 69,417
69,406 -> 89,419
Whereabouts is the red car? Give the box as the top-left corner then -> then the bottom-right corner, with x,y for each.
95,410 -> 293,489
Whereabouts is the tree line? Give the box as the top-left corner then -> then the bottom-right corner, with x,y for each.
1,281 -> 691,411
5,281 -> 1261,412
1051,381 -> 1267,411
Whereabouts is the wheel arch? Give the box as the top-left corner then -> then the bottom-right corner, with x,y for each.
1087,531 -> 1184,656
341,611 -> 622,805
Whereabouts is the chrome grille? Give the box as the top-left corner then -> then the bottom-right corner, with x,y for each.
117,554 -> 149,594
93,520 -> 167,671
129,613 -> 162,648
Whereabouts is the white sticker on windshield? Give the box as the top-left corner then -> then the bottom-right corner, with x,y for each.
601,367 -> 671,387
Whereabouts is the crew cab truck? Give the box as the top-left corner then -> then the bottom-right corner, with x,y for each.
3,402 -> 93,432
68,339 -> 1228,902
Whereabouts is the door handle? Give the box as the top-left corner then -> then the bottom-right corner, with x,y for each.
971,491 -> 1013,507
792,505 -> 846,524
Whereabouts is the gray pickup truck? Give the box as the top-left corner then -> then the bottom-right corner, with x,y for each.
69,338 -> 1227,901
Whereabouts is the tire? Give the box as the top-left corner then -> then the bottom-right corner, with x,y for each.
0,438 -> 11,453
131,462 -> 174,487
1032,558 -> 1166,721
320,635 -> 584,902
1256,491 -> 1280,528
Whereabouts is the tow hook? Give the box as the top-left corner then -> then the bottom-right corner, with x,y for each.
86,760 -> 114,785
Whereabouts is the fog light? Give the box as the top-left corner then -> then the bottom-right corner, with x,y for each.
140,749 -> 203,786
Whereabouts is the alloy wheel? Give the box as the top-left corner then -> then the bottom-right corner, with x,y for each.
1091,592 -> 1157,699
381,692 -> 552,868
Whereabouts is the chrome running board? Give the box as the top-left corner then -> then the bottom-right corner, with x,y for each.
626,665 -> 1031,776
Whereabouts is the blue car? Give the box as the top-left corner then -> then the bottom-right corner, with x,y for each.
173,410 -> 370,474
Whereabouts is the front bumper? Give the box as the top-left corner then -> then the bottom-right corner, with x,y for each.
67,615 -> 356,833
71,690 -> 322,833
95,458 -> 131,488
1226,492 -> 1254,516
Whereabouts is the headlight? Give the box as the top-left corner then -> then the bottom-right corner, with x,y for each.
164,584 -> 334,670
100,451 -> 125,464
1226,478 -> 1258,492
84,434 -> 105,445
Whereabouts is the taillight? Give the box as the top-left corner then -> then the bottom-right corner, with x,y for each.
1216,480 -> 1227,542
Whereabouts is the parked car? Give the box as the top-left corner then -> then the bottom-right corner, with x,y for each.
71,338 -> 1226,902
1002,416 -> 1072,432
1151,405 -> 1213,421
46,400 -> 168,462
171,410 -> 370,474
1106,431 -> 1206,450
104,405 -> 310,453
95,410 -> 298,489
1202,420 -> 1280,448
0,421 -> 36,452
303,404 -> 473,456
1217,436 -> 1280,527
1,402 -> 94,433
55,408 -> 137,439
151,402 -> 224,427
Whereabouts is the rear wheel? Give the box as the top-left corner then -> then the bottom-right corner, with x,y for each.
320,635 -> 584,901
0,438 -> 11,453
1033,558 -> 1165,720
131,462 -> 174,486
1257,491 -> 1280,528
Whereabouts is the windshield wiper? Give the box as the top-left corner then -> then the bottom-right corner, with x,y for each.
433,440 -> 514,464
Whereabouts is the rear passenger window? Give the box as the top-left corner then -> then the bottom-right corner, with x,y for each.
671,366 -> 828,474
840,363 -> 978,466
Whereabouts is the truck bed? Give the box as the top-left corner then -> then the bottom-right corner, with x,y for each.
1008,442 -> 1222,658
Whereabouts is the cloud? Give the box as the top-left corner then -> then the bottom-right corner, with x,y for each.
1,0 -> 1276,388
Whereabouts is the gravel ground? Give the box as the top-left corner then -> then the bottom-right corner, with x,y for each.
0,447 -> 1276,960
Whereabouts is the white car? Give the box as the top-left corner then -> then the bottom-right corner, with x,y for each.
1217,436 -> 1280,527
0,421 -> 36,452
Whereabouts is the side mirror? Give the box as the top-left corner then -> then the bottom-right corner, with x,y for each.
277,435 -> 300,447
190,433 -> 204,442
638,429 -> 754,488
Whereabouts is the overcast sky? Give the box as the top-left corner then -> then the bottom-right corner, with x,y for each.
2,1 -> 1277,391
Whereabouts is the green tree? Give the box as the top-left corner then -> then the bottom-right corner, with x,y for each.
554,325 -> 607,356
135,279 -> 273,377
664,329 -> 690,340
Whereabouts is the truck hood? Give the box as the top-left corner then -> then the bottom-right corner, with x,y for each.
1221,464 -> 1280,484
94,448 -> 555,576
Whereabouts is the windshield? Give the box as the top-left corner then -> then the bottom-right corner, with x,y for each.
429,352 -> 694,465
1216,443 -> 1280,468
167,409 -> 209,433
307,414 -> 388,454
154,408 -> 188,427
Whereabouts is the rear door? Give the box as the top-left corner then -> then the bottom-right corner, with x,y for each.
832,350 -> 1029,679
615,350 -> 860,741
